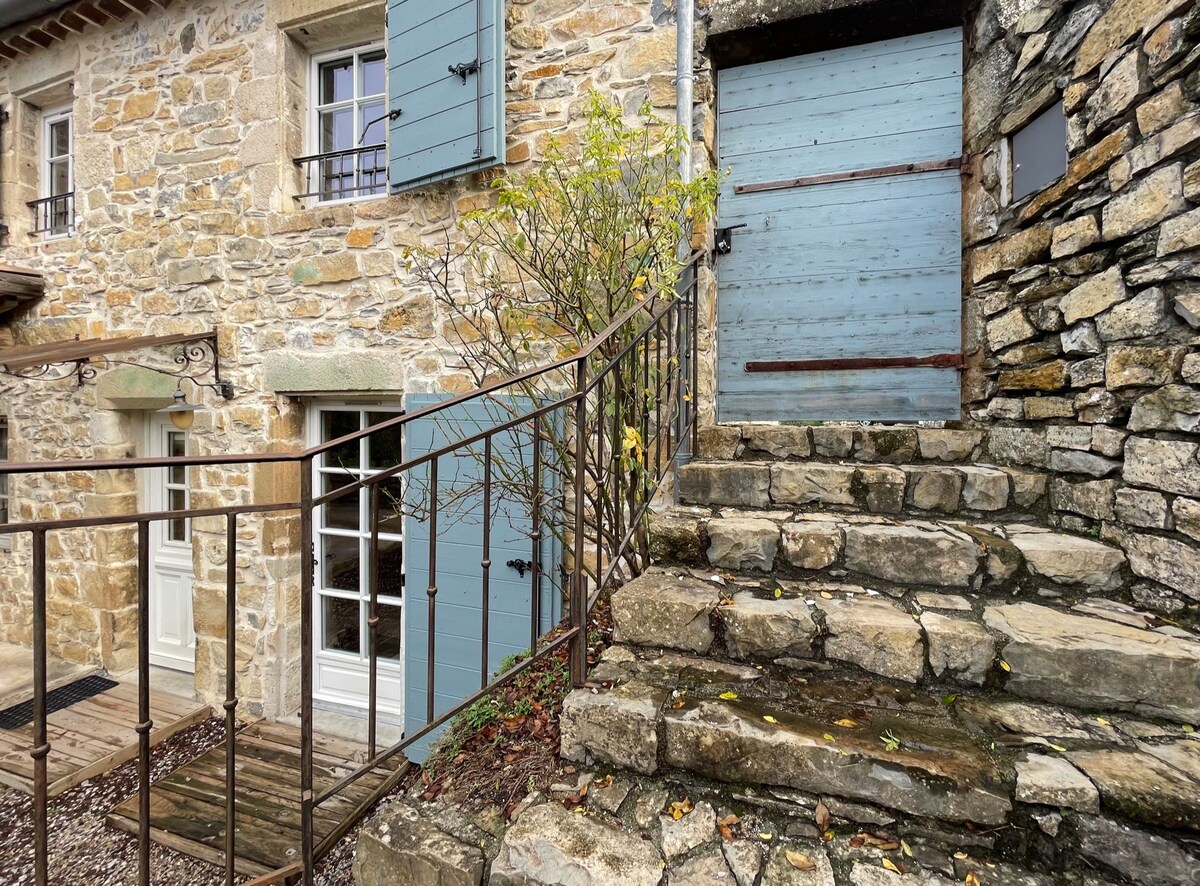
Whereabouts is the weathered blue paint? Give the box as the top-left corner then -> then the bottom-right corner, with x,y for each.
387,0 -> 505,192
717,28 -> 964,422
403,394 -> 560,762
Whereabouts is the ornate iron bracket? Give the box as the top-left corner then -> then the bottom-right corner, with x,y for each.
449,58 -> 480,84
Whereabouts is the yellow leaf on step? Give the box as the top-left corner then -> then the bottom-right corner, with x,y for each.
820,591 -> 834,599
999,660 -> 1011,672
1095,717 -> 1111,727
774,587 -> 783,599
786,851 -> 817,871
882,859 -> 901,873
834,718 -> 860,728
763,715 -> 779,724
719,691 -> 738,700
901,840 -> 913,858
823,733 -> 836,743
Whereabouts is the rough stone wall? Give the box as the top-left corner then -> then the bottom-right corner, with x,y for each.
962,0 -> 1200,616
0,0 -> 688,713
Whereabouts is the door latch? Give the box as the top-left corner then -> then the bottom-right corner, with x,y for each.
449,58 -> 480,84
714,223 -> 748,255
507,558 -> 534,578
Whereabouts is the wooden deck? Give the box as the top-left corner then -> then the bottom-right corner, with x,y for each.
0,680 -> 211,797
107,720 -> 410,877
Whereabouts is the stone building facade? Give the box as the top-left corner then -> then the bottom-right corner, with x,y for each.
0,0 -> 1196,727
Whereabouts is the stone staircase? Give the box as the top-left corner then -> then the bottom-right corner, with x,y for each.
559,425 -> 1200,885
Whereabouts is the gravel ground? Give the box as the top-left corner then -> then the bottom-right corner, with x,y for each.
0,717 -> 372,885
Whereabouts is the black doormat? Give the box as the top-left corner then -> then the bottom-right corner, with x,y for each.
0,674 -> 120,730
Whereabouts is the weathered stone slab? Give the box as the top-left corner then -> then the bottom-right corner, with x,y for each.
1006,526 -> 1125,588
959,467 -> 1010,511
780,521 -> 843,570
857,466 -> 906,514
708,517 -> 779,571
720,592 -> 818,660
853,428 -> 918,464
1059,267 -> 1127,324
679,462 -> 770,508
560,680 -> 667,775
742,425 -> 810,459
770,464 -> 856,506
1105,525 -> 1200,601
984,602 -> 1200,723
843,523 -> 980,587
921,612 -> 994,685
905,466 -> 964,513
612,573 -> 720,653
761,845 -> 835,886
354,801 -> 486,886
817,597 -> 925,683
1075,815 -> 1200,886
1014,754 -> 1100,813
1069,747 -> 1200,831
649,511 -> 706,566
1124,436 -> 1200,496
668,848 -> 737,885
662,699 -> 1012,825
660,801 -> 716,860
490,802 -> 664,886
917,429 -> 982,462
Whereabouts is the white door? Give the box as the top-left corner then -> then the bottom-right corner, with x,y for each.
146,416 -> 196,673
309,403 -> 405,718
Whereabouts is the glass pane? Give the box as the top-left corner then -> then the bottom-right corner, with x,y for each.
1,423 -> 8,459
319,107 -> 354,153
359,100 -> 385,146
322,474 -> 360,531
377,478 -> 404,536
49,119 -> 69,158
169,488 -> 187,512
49,159 -> 70,197
169,517 -> 187,543
322,534 -> 361,592
375,603 -> 401,661
360,51 -> 385,97
376,540 -> 403,600
366,412 -> 403,469
169,432 -> 186,458
322,596 -> 361,655
321,411 -> 360,470
319,57 -> 353,105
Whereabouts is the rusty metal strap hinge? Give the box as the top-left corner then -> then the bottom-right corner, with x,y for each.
734,156 -> 967,195
745,353 -> 965,373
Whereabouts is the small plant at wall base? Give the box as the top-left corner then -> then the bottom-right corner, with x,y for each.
405,91 -> 720,582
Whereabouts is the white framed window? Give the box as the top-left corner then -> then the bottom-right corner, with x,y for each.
304,43 -> 388,205
309,402 -> 405,715
0,417 -> 9,534
38,105 -> 74,237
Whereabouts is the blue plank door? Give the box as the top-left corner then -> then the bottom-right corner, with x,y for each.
716,29 -> 965,422
403,394 -> 560,762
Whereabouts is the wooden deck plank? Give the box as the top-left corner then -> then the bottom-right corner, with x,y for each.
0,682 -> 210,798
105,720 -> 410,875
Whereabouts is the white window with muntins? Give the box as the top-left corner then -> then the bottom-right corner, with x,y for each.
38,105 -> 73,237
309,403 -> 404,717
146,417 -> 196,673
305,44 -> 388,204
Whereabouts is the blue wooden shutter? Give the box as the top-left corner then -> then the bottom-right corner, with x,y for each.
402,394 -> 560,762
387,0 -> 505,191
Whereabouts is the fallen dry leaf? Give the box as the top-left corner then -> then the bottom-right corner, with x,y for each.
814,801 -> 831,833
786,851 -> 817,871
882,858 -> 901,873
834,718 -> 860,728
965,871 -> 981,886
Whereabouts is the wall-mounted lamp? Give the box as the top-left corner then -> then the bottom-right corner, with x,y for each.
156,378 -> 236,431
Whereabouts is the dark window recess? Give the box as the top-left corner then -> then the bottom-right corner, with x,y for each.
1012,101 -> 1066,203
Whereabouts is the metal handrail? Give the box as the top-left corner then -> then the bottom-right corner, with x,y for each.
26,192 -> 73,235
3,249 -> 704,886
292,144 -> 387,202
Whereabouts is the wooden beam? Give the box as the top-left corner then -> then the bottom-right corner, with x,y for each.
71,2 -> 113,27
745,353 -> 965,373
0,330 -> 216,373
22,28 -> 57,49
56,9 -> 90,33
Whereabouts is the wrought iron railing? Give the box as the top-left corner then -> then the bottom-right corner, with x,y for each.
292,145 -> 387,203
26,192 -> 74,236
0,249 -> 703,885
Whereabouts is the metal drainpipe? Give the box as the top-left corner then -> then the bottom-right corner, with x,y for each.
673,1 -> 696,493
0,107 -> 9,242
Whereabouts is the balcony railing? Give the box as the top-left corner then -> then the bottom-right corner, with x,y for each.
293,145 -> 387,203
26,192 -> 74,236
0,249 -> 704,886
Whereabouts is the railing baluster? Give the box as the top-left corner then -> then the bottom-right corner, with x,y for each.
570,358 -> 588,686
136,520 -> 152,886
298,458 -> 315,886
224,513 -> 238,885
367,482 -> 380,760
690,264 -> 700,454
426,459 -> 439,724
31,529 -> 49,886
595,373 -> 605,585
530,425 -> 542,653
480,437 -> 492,690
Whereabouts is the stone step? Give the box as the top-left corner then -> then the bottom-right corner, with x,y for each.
560,646 -> 1200,880
699,424 -> 986,465
677,459 -> 1046,516
652,508 -> 1129,594
609,569 -> 1200,723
